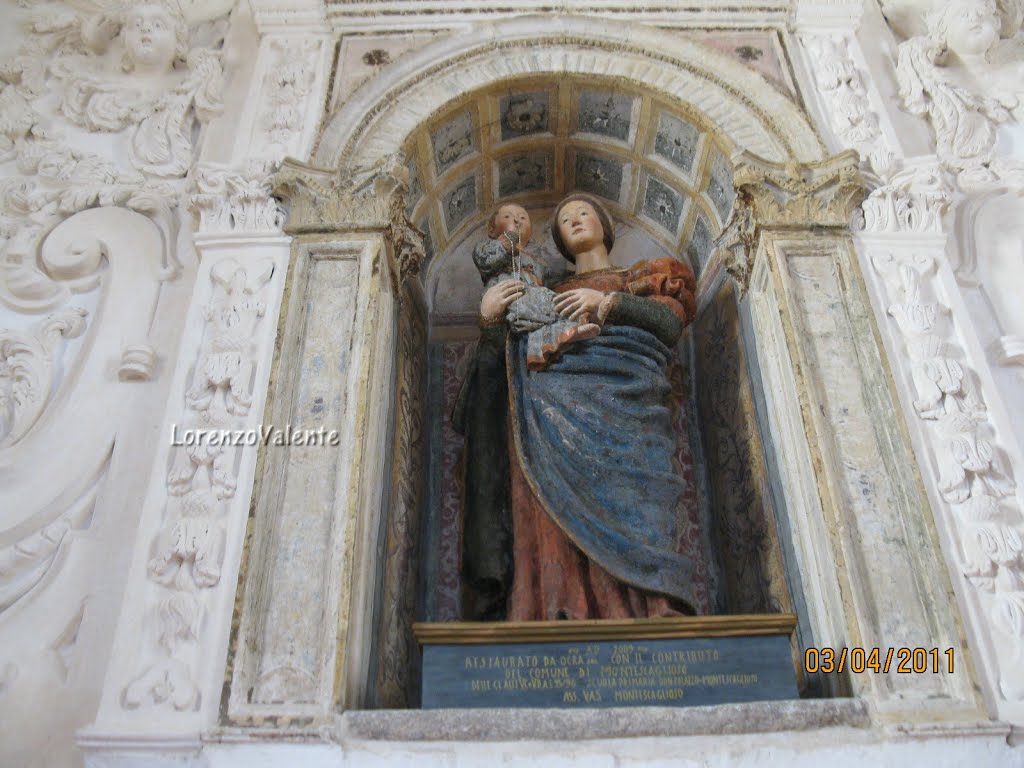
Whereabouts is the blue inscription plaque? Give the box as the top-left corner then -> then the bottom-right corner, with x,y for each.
420,632 -> 798,709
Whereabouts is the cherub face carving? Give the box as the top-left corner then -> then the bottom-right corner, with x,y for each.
933,0 -> 1001,57
123,3 -> 179,74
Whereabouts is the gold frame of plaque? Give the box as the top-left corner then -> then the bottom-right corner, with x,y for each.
413,614 -> 798,644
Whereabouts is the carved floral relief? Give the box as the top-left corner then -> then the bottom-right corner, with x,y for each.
0,1 -> 232,315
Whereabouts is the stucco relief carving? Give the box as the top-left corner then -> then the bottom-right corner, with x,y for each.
859,154 -> 951,234
254,37 -> 323,163
0,159 -> 180,314
872,250 -> 1024,700
123,257 -> 274,712
0,307 -> 87,449
273,155 -> 425,284
0,445 -> 100,614
48,1 -> 227,178
895,0 -> 1024,189
801,34 -> 883,149
0,1 -> 234,316
0,208 -> 166,681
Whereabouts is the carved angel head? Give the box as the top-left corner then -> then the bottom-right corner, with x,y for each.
120,0 -> 188,75
928,0 -> 1001,57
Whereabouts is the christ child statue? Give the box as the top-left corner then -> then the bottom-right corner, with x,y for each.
473,203 -> 601,371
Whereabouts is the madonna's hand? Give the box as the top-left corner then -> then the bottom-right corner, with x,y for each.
480,280 -> 525,324
554,288 -> 604,321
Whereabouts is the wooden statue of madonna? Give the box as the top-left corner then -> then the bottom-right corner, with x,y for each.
454,192 -> 699,622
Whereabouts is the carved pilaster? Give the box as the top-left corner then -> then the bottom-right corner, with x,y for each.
854,155 -> 1024,723
716,151 -> 867,294
273,156 -> 426,287
81,168 -> 289,750
723,146 -> 985,723
222,155 -> 426,726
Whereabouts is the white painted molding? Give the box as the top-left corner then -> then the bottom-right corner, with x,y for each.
790,0 -> 865,32
321,1 -> 790,33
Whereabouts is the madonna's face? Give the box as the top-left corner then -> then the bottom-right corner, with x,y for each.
556,200 -> 604,256
124,4 -> 178,73
942,1 -> 1000,57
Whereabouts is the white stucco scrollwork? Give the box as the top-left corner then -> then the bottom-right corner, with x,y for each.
0,307 -> 87,449
1,207 -> 165,519
48,1 -> 228,178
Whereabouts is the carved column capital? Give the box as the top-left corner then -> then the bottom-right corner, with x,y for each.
272,157 -> 425,286
733,149 -> 867,229
716,151 -> 868,294
857,154 -> 952,235
189,162 -> 286,236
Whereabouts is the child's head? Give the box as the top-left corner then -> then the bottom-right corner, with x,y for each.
487,204 -> 533,248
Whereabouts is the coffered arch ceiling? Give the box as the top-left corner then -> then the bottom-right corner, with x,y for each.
406,75 -> 739,286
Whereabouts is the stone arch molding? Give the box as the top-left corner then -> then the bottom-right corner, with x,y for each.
314,15 -> 825,171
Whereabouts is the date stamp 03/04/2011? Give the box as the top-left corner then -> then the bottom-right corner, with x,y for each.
804,647 -> 955,675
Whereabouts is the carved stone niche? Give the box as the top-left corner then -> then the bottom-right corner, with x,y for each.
218,146 -> 987,738
222,156 -> 426,726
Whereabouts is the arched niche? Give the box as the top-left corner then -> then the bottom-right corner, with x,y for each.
411,74 -> 797,645
228,15 -> 973,730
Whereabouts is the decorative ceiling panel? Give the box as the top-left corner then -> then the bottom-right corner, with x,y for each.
404,74 -> 735,276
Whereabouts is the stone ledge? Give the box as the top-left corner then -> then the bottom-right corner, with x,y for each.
336,698 -> 869,742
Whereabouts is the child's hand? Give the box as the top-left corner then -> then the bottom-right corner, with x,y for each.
480,280 -> 525,323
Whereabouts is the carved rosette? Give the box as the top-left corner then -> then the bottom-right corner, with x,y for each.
272,156 -> 425,287
122,258 -> 275,712
716,151 -> 867,294
872,250 -> 1024,701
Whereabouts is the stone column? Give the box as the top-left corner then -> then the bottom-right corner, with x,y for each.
721,151 -> 988,729
222,158 -> 425,727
